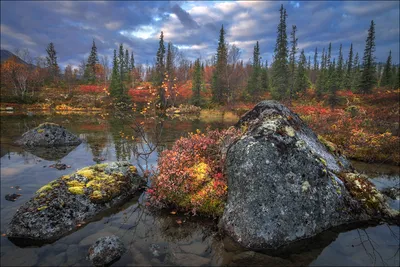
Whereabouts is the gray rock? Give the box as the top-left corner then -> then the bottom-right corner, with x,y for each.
79,232 -> 115,247
221,100 -> 372,250
0,248 -> 38,266
7,162 -> 145,244
87,235 -> 126,266
16,122 -> 81,147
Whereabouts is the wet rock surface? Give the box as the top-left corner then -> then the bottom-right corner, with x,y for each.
16,122 -> 81,147
6,162 -> 145,245
222,100 -> 397,250
88,235 -> 126,266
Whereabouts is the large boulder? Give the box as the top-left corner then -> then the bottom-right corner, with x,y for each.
16,122 -> 81,147
88,235 -> 126,266
221,100 -> 397,250
7,162 -> 145,245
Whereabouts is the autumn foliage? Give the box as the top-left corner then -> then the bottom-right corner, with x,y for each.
148,127 -> 242,216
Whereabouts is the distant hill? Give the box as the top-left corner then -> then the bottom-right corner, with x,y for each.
1,49 -> 31,65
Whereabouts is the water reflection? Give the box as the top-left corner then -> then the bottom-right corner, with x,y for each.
0,111 -> 399,266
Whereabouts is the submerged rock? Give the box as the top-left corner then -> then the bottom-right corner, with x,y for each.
7,162 -> 145,245
221,100 -> 398,250
87,235 -> 126,266
16,122 -> 81,147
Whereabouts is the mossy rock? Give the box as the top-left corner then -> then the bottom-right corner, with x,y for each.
7,162 -> 145,244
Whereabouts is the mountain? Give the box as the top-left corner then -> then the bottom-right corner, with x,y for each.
1,49 -> 30,65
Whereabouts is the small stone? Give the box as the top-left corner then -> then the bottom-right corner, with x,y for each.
87,235 -> 126,266
79,232 -> 114,246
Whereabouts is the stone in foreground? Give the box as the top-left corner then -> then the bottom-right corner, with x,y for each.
16,122 -> 81,147
88,235 -> 126,266
7,162 -> 145,244
221,100 -> 397,250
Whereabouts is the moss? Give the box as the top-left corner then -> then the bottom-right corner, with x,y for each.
37,129 -> 44,133
341,173 -> 385,212
89,190 -> 104,202
67,180 -> 85,188
37,206 -> 48,211
318,135 -> 337,153
68,186 -> 85,195
39,193 -> 46,198
92,163 -> 108,172
319,157 -> 327,166
76,168 -> 95,179
37,184 -> 53,194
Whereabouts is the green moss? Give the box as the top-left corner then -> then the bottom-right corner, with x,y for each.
68,186 -> 85,195
319,157 -> 327,166
37,184 -> 53,194
37,129 -> 44,133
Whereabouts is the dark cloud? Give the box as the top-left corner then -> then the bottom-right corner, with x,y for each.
171,4 -> 199,29
1,0 -> 399,71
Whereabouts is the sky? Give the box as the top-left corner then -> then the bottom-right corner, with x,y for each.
1,1 -> 399,70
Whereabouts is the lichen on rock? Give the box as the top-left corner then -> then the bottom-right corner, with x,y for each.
7,162 -> 145,244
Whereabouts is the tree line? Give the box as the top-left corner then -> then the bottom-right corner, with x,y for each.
1,4 -> 399,106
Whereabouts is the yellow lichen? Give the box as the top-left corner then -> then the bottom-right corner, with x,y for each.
76,168 -> 95,179
37,206 -> 48,211
285,126 -> 295,137
319,158 -> 327,166
318,135 -> 337,153
37,129 -> 45,133
67,180 -> 85,188
37,184 -> 53,194
301,181 -> 310,192
89,190 -> 103,201
68,186 -> 85,195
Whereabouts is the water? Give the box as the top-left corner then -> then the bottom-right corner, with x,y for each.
1,111 -> 399,266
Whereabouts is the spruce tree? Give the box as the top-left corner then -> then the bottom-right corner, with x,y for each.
345,43 -> 353,89
211,25 -> 228,104
261,60 -> 270,93
392,65 -> 399,89
85,39 -> 99,84
289,25 -> 298,103
271,4 -> 289,100
316,48 -> 326,98
247,41 -> 261,100
294,49 -> 310,96
313,47 -> 318,71
380,50 -> 392,88
327,58 -> 339,108
45,42 -> 60,82
191,58 -> 203,106
109,49 -> 122,97
130,52 -> 135,70
327,43 -> 332,68
351,52 -> 360,91
155,31 -> 166,108
337,44 -> 344,89
359,20 -> 376,93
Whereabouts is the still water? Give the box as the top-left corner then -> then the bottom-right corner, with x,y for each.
0,111 -> 399,266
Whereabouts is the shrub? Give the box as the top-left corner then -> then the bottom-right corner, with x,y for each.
148,127 -> 242,216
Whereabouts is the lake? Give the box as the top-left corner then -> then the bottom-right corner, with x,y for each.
1,110 -> 399,266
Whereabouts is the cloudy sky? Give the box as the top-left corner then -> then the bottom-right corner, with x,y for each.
1,1 -> 399,70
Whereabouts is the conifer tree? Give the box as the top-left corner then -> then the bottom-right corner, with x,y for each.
191,58 -> 203,106
313,47 -> 318,71
155,31 -> 166,108
316,48 -> 326,98
109,49 -> 122,97
327,43 -> 332,68
45,42 -> 60,82
117,44 -> 126,95
247,41 -> 261,99
271,5 -> 289,100
359,20 -> 376,93
84,39 -> 99,84
124,49 -> 130,79
337,44 -> 344,89
289,25 -> 298,103
261,60 -> 270,93
380,50 -> 392,88
211,25 -> 228,104
327,58 -> 339,108
345,43 -> 353,89
294,49 -> 310,96
130,52 -> 135,70
351,52 -> 361,91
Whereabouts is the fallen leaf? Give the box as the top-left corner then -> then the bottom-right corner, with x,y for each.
176,219 -> 182,224
170,211 -> 177,215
